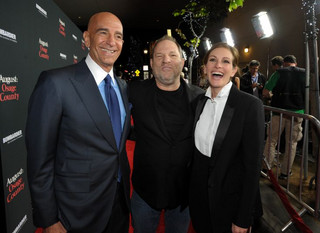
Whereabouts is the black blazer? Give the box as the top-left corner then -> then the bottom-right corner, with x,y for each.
129,78 -> 204,210
26,60 -> 131,233
189,85 -> 264,233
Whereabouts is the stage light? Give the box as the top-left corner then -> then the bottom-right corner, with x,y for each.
182,50 -> 187,60
244,47 -> 249,53
251,11 -> 274,39
220,28 -> 235,47
143,65 -> 148,71
202,37 -> 212,51
143,49 -> 148,54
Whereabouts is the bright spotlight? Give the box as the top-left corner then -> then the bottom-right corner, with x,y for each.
251,11 -> 274,39
143,65 -> 148,71
220,28 -> 235,47
203,37 -> 212,51
182,50 -> 187,60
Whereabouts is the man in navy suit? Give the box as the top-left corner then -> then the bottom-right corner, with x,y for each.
26,12 -> 131,233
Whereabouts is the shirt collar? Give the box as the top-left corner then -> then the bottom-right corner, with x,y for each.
205,81 -> 232,100
85,54 -> 115,86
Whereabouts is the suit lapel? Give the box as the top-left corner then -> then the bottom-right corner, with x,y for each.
210,86 -> 238,164
175,81 -> 196,140
114,74 -> 131,151
70,60 -> 118,151
211,103 -> 234,161
194,94 -> 208,131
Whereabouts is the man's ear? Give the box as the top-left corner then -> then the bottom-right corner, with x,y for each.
232,66 -> 238,77
83,31 -> 90,48
150,58 -> 153,70
181,58 -> 185,68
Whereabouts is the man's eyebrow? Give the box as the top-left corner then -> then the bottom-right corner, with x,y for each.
95,28 -> 108,33
115,31 -> 123,36
95,28 -> 123,37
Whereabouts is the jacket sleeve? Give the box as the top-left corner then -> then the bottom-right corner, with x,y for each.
240,74 -> 252,94
25,71 -> 62,228
234,97 -> 264,227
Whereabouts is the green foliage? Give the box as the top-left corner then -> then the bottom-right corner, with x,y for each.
172,0 -> 244,50
190,37 -> 201,47
175,29 -> 200,48
226,0 -> 245,12
175,28 -> 187,40
172,1 -> 209,18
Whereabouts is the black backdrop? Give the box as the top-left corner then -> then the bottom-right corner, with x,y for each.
0,0 -> 88,232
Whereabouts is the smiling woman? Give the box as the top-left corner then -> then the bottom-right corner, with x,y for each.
189,42 -> 265,233
203,42 -> 238,98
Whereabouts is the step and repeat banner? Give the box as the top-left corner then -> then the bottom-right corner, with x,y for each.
0,0 -> 88,232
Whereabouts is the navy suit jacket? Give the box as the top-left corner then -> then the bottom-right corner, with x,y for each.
26,59 -> 131,233
189,85 -> 264,232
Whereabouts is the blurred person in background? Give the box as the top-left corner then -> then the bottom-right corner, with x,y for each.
263,55 -> 305,180
240,59 -> 266,100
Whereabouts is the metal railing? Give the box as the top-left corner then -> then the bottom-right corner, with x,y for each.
263,105 -> 320,230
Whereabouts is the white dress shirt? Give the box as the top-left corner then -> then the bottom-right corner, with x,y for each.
85,54 -> 126,128
194,81 -> 232,157
251,73 -> 259,98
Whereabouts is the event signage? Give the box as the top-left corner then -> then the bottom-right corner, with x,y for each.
0,28 -> 17,43
39,38 -> 50,60
0,0 -> 88,232
0,75 -> 20,102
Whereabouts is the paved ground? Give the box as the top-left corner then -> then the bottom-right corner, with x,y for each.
254,175 -> 320,233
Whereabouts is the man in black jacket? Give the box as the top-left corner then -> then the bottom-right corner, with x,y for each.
129,35 -> 204,233
240,59 -> 266,100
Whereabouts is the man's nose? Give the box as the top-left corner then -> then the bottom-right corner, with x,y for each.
162,54 -> 171,63
106,34 -> 116,46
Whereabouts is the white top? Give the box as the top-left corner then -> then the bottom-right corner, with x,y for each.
85,54 -> 116,85
251,73 -> 259,98
194,82 -> 232,157
85,54 -> 126,128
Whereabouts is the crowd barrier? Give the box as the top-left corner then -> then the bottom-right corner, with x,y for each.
263,105 -> 320,232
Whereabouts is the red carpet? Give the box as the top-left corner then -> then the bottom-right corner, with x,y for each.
266,169 -> 313,233
126,139 -> 195,233
36,139 -> 195,233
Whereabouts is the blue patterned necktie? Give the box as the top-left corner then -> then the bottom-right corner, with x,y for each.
104,74 -> 122,148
